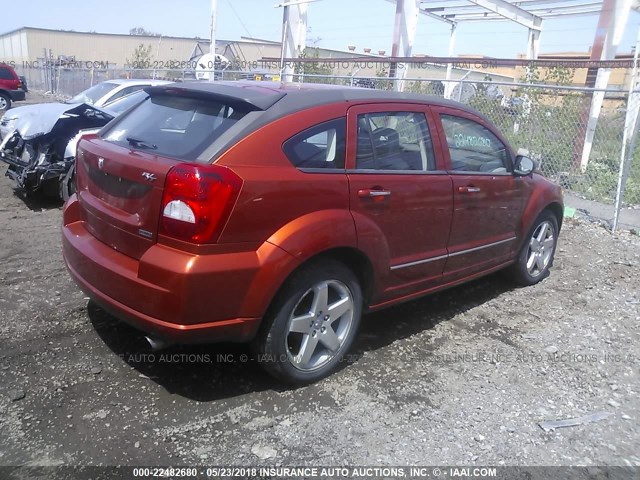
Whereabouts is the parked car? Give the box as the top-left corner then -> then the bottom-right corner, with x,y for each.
0,79 -> 172,140
501,96 -> 532,117
0,81 -> 171,199
62,81 -> 563,384
19,75 -> 28,93
0,63 -> 27,112
351,78 -> 375,89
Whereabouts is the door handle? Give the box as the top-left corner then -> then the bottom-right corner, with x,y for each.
358,189 -> 391,198
458,186 -> 481,193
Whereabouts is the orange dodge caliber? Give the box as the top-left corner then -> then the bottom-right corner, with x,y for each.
62,81 -> 563,383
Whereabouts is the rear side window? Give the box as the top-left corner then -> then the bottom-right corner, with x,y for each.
102,95 -> 249,161
283,118 -> 346,169
0,66 -> 15,80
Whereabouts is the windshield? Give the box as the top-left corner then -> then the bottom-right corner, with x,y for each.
67,82 -> 118,105
101,94 -> 250,161
102,90 -> 147,115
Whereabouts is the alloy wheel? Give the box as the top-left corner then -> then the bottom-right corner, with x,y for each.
526,220 -> 555,277
285,279 -> 355,372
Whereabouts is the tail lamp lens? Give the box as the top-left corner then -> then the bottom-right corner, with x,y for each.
160,164 -> 242,244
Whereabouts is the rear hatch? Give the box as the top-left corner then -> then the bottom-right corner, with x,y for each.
75,82 -> 285,259
76,137 -> 177,259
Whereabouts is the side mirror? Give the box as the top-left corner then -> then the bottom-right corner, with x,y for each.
514,155 -> 535,176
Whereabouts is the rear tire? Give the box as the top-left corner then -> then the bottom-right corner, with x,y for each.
0,93 -> 11,112
508,210 -> 558,286
252,260 -> 362,384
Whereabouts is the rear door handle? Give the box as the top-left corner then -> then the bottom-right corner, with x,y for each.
358,189 -> 391,198
458,186 -> 481,193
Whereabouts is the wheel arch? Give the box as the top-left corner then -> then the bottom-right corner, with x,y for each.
516,201 -> 563,254
518,179 -> 564,249
545,201 -> 564,232
240,208 -> 378,326
250,246 -> 368,384
302,246 -> 375,305
263,246 -> 375,320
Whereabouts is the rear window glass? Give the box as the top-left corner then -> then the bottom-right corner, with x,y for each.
101,94 -> 249,161
68,82 -> 118,105
102,90 -> 147,115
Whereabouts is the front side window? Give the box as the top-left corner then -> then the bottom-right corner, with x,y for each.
355,112 -> 435,171
441,114 -> 509,173
283,118 -> 346,169
102,94 -> 249,161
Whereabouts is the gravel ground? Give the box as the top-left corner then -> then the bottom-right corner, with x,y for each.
0,92 -> 638,470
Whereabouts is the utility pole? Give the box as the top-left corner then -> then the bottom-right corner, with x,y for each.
573,0 -> 633,171
276,0 -> 316,82
613,26 -> 640,231
210,0 -> 218,56
388,0 -> 419,92
279,3 -> 289,75
389,0 -> 403,84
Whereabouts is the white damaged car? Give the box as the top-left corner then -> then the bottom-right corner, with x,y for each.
0,79 -> 171,200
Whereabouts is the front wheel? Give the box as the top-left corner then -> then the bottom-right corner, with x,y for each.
509,211 -> 558,286
252,260 -> 362,384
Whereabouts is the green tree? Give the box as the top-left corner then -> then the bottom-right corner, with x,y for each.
294,48 -> 335,83
127,43 -> 154,69
375,66 -> 393,91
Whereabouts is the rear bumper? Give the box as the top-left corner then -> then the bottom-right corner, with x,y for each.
65,257 -> 260,343
62,196 -> 294,344
9,90 -> 26,102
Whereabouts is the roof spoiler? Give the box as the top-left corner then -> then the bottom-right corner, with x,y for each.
144,83 -> 286,111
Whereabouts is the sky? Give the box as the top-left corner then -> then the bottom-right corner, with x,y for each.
3,0 -> 640,58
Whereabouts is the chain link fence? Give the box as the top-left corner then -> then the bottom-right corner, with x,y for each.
13,65 -> 187,99
10,65 -> 640,230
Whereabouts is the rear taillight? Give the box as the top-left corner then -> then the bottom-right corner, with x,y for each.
75,135 -> 100,191
160,164 -> 242,244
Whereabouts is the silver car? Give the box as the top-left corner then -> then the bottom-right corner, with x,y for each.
0,82 -> 171,200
